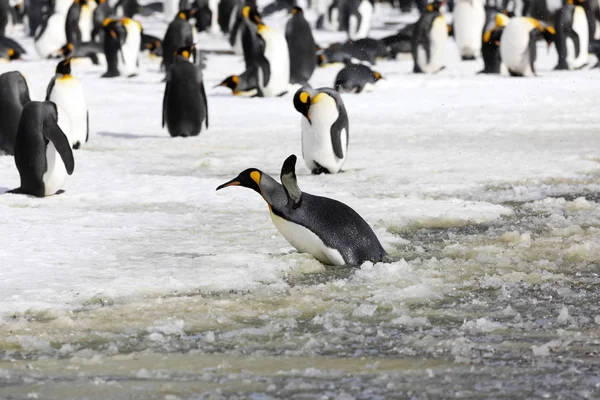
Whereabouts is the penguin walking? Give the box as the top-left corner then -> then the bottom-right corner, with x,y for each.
411,1 -> 448,73
346,0 -> 373,40
8,101 -> 75,197
0,71 -> 31,155
500,17 -> 555,76
480,13 -> 510,74
102,17 -> 142,77
46,58 -> 89,149
285,6 -> 316,86
65,0 -> 97,46
216,155 -> 386,266
293,87 -> 349,175
254,18 -> 290,97
453,0 -> 486,60
163,45 -> 208,137
334,61 -> 383,92
162,9 -> 196,73
554,2 -> 589,70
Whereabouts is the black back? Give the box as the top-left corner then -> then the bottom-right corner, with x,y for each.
334,62 -> 377,92
65,1 -> 83,46
218,0 -> 236,33
0,36 -> 27,54
480,27 -> 503,73
0,71 -> 31,155
92,1 -> 114,41
162,16 -> 193,72
102,19 -> 127,77
25,0 -> 51,36
285,8 -> 316,85
0,0 -> 10,36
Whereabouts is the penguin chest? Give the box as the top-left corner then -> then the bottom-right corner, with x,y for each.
270,212 -> 345,266
417,16 -> 447,73
500,18 -> 534,76
49,78 -> 87,146
119,25 -> 141,75
43,142 -> 68,196
78,5 -> 94,42
302,100 -> 346,174
258,29 -> 290,96
349,0 -> 373,40
453,0 -> 485,57
569,7 -> 589,68
35,13 -> 67,58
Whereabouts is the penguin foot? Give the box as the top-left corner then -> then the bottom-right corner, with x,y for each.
277,91 -> 288,97
311,164 -> 331,175
576,63 -> 588,70
461,55 -> 476,61
54,190 -> 65,195
73,142 -> 81,150
101,72 -> 119,78
554,63 -> 569,71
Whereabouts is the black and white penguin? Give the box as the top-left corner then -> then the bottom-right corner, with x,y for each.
0,0 -> 14,36
91,0 -> 113,41
218,0 -> 236,33
453,0 -> 486,60
254,18 -> 290,97
285,6 -> 316,86
163,45 -> 208,137
215,69 -> 258,96
24,0 -> 50,37
65,0 -> 97,46
411,1 -> 448,73
102,17 -> 142,77
229,0 -> 255,55
480,13 -> 510,74
318,38 -> 386,66
8,101 -> 75,197
500,17 -> 555,76
315,0 -> 340,32
140,32 -> 162,58
554,1 -> 589,70
345,0 -> 372,40
0,71 -> 31,155
34,9 -> 68,58
0,35 -> 26,61
216,155 -> 386,266
293,87 -> 349,175
334,61 -> 383,92
46,58 -> 89,149
59,41 -> 105,64
162,9 -> 196,73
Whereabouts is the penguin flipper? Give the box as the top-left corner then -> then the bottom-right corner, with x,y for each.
280,154 -> 302,209
569,30 -> 581,58
45,76 -> 56,101
200,81 -> 208,129
44,116 -> 75,175
528,30 -> 538,76
86,111 -> 89,143
257,52 -> 271,87
162,81 -> 168,128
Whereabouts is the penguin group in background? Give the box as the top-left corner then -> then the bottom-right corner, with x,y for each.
216,155 -> 386,266
318,38 -> 388,66
92,0 -> 113,41
24,0 -> 51,37
480,12 -> 510,74
162,9 -> 196,73
218,0 -> 236,33
0,71 -> 31,155
102,17 -> 142,77
500,17 -> 555,76
452,0 -> 485,60
46,58 -> 89,149
163,45 -> 209,137
412,1 -> 448,73
334,61 -> 383,92
554,1 -> 589,70
285,6 -> 316,86
228,0 -> 252,55
9,101 -> 75,197
293,87 -> 349,175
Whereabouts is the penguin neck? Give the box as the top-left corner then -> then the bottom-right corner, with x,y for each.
257,173 -> 287,212
57,73 -> 73,80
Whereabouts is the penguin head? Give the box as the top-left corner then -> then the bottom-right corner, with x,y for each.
426,0 -> 444,12
6,48 -> 21,60
541,26 -> 556,47
216,75 -> 239,92
242,5 -> 261,24
216,168 -> 263,195
373,71 -> 383,81
59,43 -> 75,57
293,88 -> 312,121
55,58 -> 72,76
175,44 -> 196,63
178,9 -> 196,21
291,6 -> 303,14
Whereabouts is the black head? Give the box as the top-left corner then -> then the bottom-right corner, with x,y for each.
215,75 -> 239,91
373,70 -> 383,81
55,58 -> 72,75
316,53 -> 326,66
59,42 -> 75,57
426,0 -> 444,12
293,88 -> 311,121
175,44 -> 196,63
242,4 -> 261,24
541,26 -> 556,46
7,48 -> 21,60
178,9 -> 196,21
291,6 -> 303,14
216,168 -> 263,194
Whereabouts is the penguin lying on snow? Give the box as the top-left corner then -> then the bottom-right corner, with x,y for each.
0,71 -> 31,155
318,38 -> 388,66
59,42 -> 104,65
216,155 -> 386,266
334,61 -> 383,93
215,68 -> 258,96
0,36 -> 25,60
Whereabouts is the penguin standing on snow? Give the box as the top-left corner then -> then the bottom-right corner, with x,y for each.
1,0 -> 14,36
285,6 -> 316,86
91,0 -> 113,42
253,17 -> 290,97
334,61 -> 383,93
554,1 -> 589,70
0,71 -> 31,155
345,0 -> 373,40
102,17 -> 142,77
163,45 -> 209,137
162,9 -> 196,73
35,8 -> 68,58
480,13 -> 510,74
453,0 -> 486,60
8,101 -> 75,197
65,0 -> 97,46
411,1 -> 448,73
500,17 -> 555,76
46,58 -> 89,149
293,87 -> 349,175
216,155 -> 386,266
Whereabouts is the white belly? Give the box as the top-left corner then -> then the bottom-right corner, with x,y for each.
35,13 -> 67,58
209,0 -> 219,33
569,7 -> 589,69
43,142 -> 68,196
270,212 -> 345,266
258,28 -> 290,97
54,0 -> 72,14
78,5 -> 94,42
416,15 -> 447,73
118,23 -> 141,76
500,17 -> 535,76
348,0 -> 372,40
49,78 -> 88,147
163,0 -> 179,22
453,0 -> 485,58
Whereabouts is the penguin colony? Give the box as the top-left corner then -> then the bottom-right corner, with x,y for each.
1,0 -> 599,267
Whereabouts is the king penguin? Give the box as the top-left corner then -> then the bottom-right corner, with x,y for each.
453,0 -> 486,60
480,13 -> 510,74
554,1 -> 589,70
346,0 -> 373,40
46,58 -> 89,149
254,17 -> 290,97
8,101 -> 75,197
216,154 -> 386,266
0,71 -> 31,155
1,0 -> 14,36
334,61 -> 383,93
34,8 -> 68,58
65,0 -> 97,46
102,17 -> 142,77
163,45 -> 209,137
162,9 -> 196,73
293,87 -> 349,175
500,17 -> 555,76
285,6 -> 316,86
411,1 -> 448,73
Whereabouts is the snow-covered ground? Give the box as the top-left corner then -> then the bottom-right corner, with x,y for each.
1,5 -> 600,399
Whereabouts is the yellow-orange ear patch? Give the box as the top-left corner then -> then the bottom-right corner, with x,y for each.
299,91 -> 310,103
250,171 -> 261,186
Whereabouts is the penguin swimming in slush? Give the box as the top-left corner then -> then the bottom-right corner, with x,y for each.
453,0 -> 486,60
480,12 -> 510,74
102,17 -> 142,77
554,2 -> 589,70
8,101 -> 75,197
163,45 -> 208,137
500,17 -> 555,76
285,6 -> 316,86
293,87 -> 349,175
411,1 -> 448,73
46,58 -> 89,149
334,61 -> 383,93
216,154 -> 386,266
0,71 -> 31,155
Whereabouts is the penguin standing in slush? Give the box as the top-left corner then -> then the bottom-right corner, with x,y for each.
293,87 -> 349,175
8,101 -> 75,197
411,1 -> 448,73
500,17 -> 555,76
0,71 -> 31,155
216,155 -> 386,266
46,58 -> 89,149
452,0 -> 486,60
254,19 -> 290,97
554,2 -> 589,70
65,0 -> 97,46
163,45 -> 209,137
102,17 -> 142,77
285,6 -> 316,86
